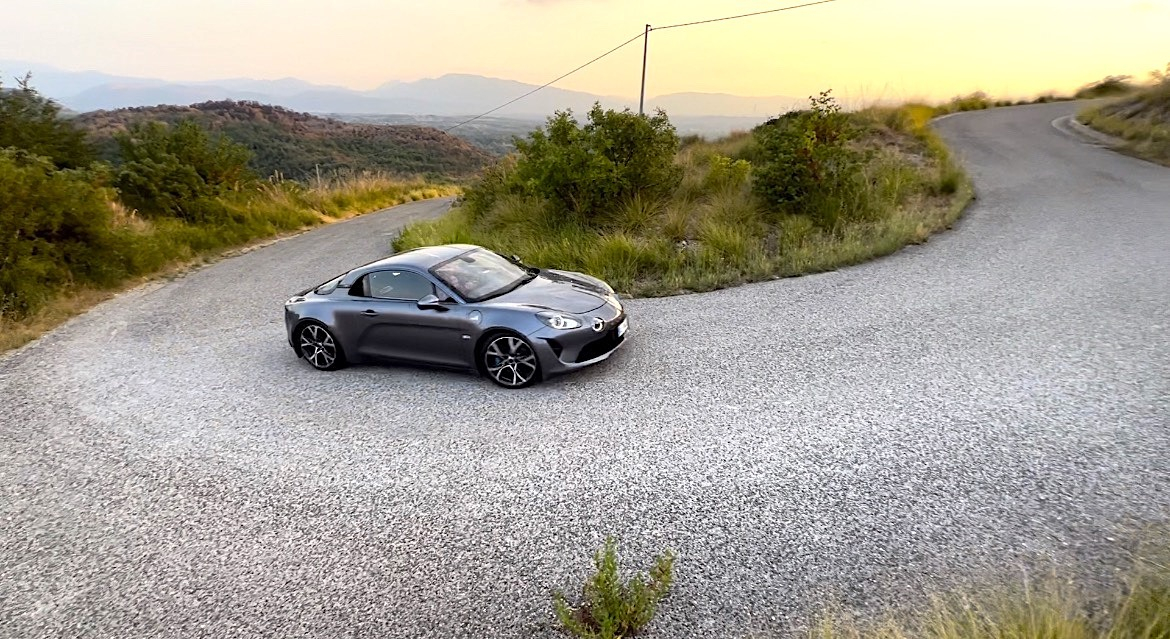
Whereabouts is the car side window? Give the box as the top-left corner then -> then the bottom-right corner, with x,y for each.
366,270 -> 434,301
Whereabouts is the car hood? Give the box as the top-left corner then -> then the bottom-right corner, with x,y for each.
488,269 -> 612,314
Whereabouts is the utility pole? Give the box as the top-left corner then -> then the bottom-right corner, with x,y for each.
638,24 -> 650,115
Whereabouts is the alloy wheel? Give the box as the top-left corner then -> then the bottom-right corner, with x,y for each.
483,335 -> 539,387
300,324 -> 339,370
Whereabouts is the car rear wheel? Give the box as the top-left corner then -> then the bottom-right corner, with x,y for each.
481,334 -> 541,388
298,323 -> 346,371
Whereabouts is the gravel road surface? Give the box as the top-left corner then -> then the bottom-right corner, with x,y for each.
2,102 -> 1168,638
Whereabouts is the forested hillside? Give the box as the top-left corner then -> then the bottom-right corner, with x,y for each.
76,100 -> 493,179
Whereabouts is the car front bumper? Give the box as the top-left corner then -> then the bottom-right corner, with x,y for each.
526,307 -> 628,379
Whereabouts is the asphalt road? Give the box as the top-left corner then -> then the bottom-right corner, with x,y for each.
2,102 -> 1168,638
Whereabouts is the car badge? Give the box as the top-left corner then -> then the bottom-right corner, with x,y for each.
591,317 -> 606,332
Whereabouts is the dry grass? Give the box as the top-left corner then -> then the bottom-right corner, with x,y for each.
0,288 -> 124,353
1078,74 -> 1170,166
800,541 -> 1170,639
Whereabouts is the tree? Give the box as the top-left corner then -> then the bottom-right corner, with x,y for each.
114,119 -> 254,220
0,73 -> 95,169
0,150 -> 115,318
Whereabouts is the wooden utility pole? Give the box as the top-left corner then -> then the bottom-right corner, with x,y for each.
639,24 -> 650,115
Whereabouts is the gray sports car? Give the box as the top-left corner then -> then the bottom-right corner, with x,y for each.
284,244 -> 628,387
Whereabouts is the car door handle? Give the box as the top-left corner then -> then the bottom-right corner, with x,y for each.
360,309 -> 378,316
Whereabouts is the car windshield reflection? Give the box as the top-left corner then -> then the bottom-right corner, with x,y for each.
432,249 -> 533,302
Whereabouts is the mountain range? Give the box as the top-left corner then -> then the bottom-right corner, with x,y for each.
2,60 -> 803,119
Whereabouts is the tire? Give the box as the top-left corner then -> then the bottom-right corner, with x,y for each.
479,333 -> 541,388
297,322 -> 347,371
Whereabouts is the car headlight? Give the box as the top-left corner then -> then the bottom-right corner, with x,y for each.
537,311 -> 582,330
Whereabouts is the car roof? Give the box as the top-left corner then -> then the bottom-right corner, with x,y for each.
339,244 -> 479,286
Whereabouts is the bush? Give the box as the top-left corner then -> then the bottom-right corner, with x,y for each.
0,150 -> 118,319
115,119 -> 255,221
0,74 -> 95,169
1075,75 -> 1135,99
702,154 -> 751,192
943,91 -> 993,113
553,537 -> 675,639
469,104 -> 681,220
752,91 -> 866,227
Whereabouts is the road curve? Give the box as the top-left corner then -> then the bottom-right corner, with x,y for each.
2,102 -> 1168,638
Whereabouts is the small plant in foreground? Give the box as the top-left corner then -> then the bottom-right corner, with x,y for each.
554,537 -> 675,639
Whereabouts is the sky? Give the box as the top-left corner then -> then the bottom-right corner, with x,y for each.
4,0 -> 1169,102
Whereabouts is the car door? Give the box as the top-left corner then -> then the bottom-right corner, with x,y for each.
345,269 -> 477,368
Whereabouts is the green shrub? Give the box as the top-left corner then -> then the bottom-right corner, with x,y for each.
0,150 -> 118,318
553,537 -> 675,639
752,91 -> 866,228
0,75 -> 95,170
115,119 -> 255,221
702,154 -> 751,192
469,104 -> 681,220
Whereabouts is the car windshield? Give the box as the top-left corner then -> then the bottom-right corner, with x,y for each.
314,273 -> 346,295
432,249 -> 531,301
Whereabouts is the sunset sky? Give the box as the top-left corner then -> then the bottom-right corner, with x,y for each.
5,0 -> 1168,102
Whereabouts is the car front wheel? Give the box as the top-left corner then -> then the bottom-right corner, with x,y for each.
481,334 -> 541,388
298,323 -> 346,371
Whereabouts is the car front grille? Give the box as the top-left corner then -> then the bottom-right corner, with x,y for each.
575,327 -> 625,363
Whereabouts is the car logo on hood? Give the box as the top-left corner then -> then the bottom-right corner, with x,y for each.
591,317 -> 606,332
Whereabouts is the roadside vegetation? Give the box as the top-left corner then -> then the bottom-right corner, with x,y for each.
553,539 -> 1170,639
1079,64 -> 1170,166
393,94 -> 971,296
0,77 -> 458,352
807,547 -> 1170,639
923,75 -> 1138,117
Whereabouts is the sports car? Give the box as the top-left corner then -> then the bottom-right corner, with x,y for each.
284,244 -> 628,387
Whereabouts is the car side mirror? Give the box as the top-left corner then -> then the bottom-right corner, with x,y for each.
417,294 -> 449,311
510,254 -> 523,264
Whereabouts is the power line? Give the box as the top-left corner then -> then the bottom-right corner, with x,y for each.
444,31 -> 645,132
650,0 -> 839,32
443,0 -> 841,131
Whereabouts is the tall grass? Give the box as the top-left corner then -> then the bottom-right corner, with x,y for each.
807,549 -> 1170,639
106,174 -> 458,279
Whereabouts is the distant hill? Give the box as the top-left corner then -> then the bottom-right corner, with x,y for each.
55,73 -> 634,116
334,113 -> 780,155
74,101 -> 493,180
6,60 -> 800,119
649,92 -> 805,117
